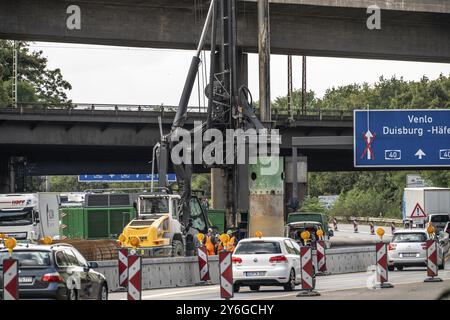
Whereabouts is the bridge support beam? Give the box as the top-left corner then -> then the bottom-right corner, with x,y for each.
0,157 -> 14,193
285,154 -> 308,215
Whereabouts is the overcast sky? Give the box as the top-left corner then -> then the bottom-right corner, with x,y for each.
29,42 -> 450,107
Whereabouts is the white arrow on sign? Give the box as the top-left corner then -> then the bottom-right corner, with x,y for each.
415,149 -> 426,160
365,130 -> 374,160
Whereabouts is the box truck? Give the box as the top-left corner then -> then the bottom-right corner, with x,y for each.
402,188 -> 450,231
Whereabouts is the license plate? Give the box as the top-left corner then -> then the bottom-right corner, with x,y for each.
401,253 -> 417,258
19,277 -> 33,284
244,271 -> 265,277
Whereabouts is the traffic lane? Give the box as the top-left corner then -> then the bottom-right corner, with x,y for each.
108,262 -> 450,300
292,279 -> 450,300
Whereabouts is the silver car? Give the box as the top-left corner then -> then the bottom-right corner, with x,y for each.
388,229 -> 446,271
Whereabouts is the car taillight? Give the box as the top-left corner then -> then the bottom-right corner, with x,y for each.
388,244 -> 397,251
41,272 -> 63,283
421,243 -> 428,250
232,257 -> 242,264
269,255 -> 288,263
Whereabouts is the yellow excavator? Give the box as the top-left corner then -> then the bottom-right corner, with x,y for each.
119,192 -> 210,257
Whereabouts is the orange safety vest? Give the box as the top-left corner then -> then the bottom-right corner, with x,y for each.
226,236 -> 236,252
205,236 -> 215,256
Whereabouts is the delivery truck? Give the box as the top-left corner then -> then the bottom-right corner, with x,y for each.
402,187 -> 450,231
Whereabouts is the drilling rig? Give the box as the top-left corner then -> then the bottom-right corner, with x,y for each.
155,0 -> 267,246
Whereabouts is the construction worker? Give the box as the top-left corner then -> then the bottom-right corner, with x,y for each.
226,229 -> 236,252
205,235 -> 215,256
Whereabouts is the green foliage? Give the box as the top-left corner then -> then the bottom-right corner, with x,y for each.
0,40 -> 71,106
299,196 -> 326,213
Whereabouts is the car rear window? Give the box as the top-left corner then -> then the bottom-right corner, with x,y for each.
0,251 -> 51,267
392,233 -> 427,243
234,241 -> 281,254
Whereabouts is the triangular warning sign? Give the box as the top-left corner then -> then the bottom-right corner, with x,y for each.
410,203 -> 427,219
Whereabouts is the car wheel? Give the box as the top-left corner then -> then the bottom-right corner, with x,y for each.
283,269 -> 296,291
233,284 -> 240,293
388,265 -> 395,271
171,240 -> 185,257
68,288 -> 78,300
396,266 -> 404,271
98,283 -> 108,300
249,285 -> 260,291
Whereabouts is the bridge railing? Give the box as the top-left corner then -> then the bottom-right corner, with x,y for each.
0,103 -> 354,120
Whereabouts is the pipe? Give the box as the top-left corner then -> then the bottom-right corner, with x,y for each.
258,0 -> 271,123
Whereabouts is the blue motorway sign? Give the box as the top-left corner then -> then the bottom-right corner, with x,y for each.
78,174 -> 177,183
354,109 -> 450,167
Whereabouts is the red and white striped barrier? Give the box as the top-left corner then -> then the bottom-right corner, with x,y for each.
2,258 -> 19,300
197,246 -> 210,282
219,251 -> 233,299
127,255 -> 142,300
297,246 -> 320,296
316,240 -> 327,274
353,220 -> 359,233
118,248 -> 128,288
369,223 -> 375,235
375,243 -> 393,288
424,240 -> 443,282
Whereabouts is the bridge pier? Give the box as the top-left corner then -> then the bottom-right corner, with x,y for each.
285,155 -> 308,214
0,157 -> 14,193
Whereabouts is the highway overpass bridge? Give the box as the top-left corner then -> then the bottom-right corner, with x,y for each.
1,0 -> 449,62
0,104 -> 353,184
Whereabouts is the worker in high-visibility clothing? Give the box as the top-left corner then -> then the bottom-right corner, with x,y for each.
205,234 -> 215,256
226,229 -> 236,252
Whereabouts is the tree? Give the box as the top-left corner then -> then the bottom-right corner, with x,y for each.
0,40 -> 72,107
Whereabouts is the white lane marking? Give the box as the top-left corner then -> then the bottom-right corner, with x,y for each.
118,286 -> 221,300
245,276 -> 450,300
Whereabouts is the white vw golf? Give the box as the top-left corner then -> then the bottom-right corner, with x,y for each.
232,237 -> 307,292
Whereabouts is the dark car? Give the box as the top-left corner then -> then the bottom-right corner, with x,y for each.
0,243 -> 108,300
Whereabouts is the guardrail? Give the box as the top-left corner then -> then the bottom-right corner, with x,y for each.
95,245 -> 376,292
0,103 -> 354,121
334,216 -> 403,225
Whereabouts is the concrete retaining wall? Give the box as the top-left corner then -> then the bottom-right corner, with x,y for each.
95,246 -> 377,292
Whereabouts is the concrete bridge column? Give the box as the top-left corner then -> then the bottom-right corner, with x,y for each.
285,155 -> 308,215
0,157 -> 14,193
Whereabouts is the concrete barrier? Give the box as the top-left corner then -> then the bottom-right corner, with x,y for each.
95,246 -> 377,292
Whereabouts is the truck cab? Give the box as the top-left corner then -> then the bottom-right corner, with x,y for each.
0,194 -> 39,240
0,193 -> 60,241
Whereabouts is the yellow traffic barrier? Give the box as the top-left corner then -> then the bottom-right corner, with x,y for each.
376,227 -> 385,240
255,231 -> 263,238
197,233 -> 205,243
219,234 -> 230,244
40,236 -> 53,245
129,236 -> 141,248
301,231 -> 310,241
316,229 -> 324,240
5,237 -> 17,256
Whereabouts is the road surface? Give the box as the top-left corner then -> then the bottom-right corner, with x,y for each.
109,262 -> 450,300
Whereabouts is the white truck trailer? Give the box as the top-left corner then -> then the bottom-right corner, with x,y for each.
402,187 -> 450,231
0,193 -> 60,241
